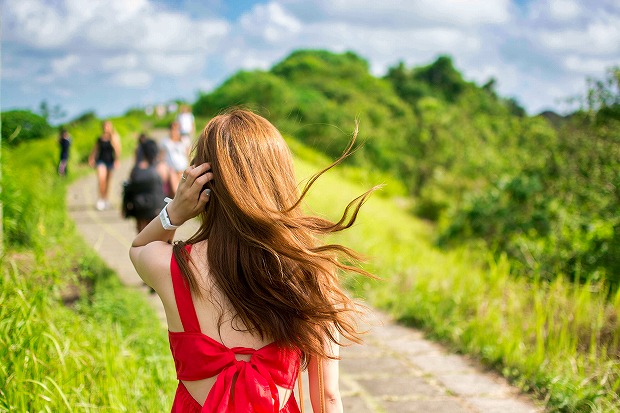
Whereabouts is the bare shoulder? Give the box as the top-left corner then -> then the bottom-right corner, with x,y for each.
189,240 -> 210,275
187,240 -> 217,295
129,241 -> 172,290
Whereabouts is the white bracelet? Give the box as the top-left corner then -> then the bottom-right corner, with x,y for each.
159,203 -> 179,230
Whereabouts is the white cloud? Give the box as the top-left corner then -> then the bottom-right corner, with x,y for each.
110,71 -> 153,88
240,2 -> 302,43
548,0 -> 582,21
2,0 -> 619,119
102,54 -> 140,72
3,0 -> 229,74
414,0 -> 511,26
144,53 -> 205,76
564,55 -> 620,74
34,74 -> 56,85
281,0 -> 511,27
223,48 -> 276,71
227,1 -> 489,77
3,0 -> 78,48
51,54 -> 81,74
538,15 -> 620,55
53,87 -> 74,98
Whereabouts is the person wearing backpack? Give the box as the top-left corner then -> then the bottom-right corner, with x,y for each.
124,139 -> 166,233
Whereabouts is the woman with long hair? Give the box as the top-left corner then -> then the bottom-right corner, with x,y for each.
130,109 -> 376,412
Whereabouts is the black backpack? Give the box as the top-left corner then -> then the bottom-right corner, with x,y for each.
122,178 -> 163,218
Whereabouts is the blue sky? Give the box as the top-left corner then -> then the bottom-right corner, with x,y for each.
2,0 -> 619,122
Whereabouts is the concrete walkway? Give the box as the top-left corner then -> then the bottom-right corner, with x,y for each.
67,137 -> 542,413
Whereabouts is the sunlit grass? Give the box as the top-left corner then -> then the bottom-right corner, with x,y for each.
0,115 -> 174,411
0,251 -> 176,411
293,143 -> 620,412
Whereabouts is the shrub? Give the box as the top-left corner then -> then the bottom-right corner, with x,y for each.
1,110 -> 53,146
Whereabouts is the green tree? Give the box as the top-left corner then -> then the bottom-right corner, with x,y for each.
38,100 -> 67,123
584,66 -> 620,119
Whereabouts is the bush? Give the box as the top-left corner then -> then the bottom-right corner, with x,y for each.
1,110 -> 53,146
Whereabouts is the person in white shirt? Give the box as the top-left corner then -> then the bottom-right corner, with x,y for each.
176,104 -> 195,145
160,121 -> 190,196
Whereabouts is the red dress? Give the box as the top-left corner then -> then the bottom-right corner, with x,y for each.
168,246 -> 302,412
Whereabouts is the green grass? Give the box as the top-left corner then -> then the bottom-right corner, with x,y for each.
1,251 -> 176,412
291,144 -> 620,412
1,115 -> 176,412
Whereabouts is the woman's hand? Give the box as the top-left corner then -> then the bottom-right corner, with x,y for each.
166,163 -> 213,226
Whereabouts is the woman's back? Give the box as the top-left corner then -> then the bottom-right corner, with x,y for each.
163,241 -> 301,412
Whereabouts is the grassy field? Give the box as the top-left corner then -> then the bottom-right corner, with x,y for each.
1,119 -> 619,412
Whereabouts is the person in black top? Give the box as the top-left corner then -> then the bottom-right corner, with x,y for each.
57,128 -> 71,176
88,120 -> 121,211
124,140 -> 165,233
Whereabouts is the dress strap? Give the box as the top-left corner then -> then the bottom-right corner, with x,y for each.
170,244 -> 201,332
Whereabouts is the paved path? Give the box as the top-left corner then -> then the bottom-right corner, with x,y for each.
67,134 -> 542,413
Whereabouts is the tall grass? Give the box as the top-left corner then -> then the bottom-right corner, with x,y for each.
0,252 -> 176,411
1,115 -> 176,411
291,143 -> 620,412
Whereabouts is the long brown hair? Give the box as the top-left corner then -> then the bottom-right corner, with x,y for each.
173,108 -> 378,364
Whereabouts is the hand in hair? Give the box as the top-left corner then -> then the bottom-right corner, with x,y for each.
166,163 -> 213,226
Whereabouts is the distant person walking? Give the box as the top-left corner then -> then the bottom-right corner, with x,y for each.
135,132 -> 169,195
176,104 -> 195,144
134,132 -> 150,164
160,121 -> 190,197
57,127 -> 71,176
123,140 -> 166,233
88,120 -> 121,211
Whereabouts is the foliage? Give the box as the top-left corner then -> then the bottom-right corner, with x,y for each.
194,50 -> 417,180
1,113 -> 141,249
387,55 -> 471,102
0,251 -> 176,411
292,149 -> 620,412
67,110 -> 97,125
439,73 -> 620,285
1,144 -> 62,250
194,49 -> 619,286
1,110 -> 53,146
583,66 -> 620,120
38,100 -> 67,123
0,116 -> 174,411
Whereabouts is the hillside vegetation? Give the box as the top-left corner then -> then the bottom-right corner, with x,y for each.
1,115 -> 178,411
195,50 -> 620,287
